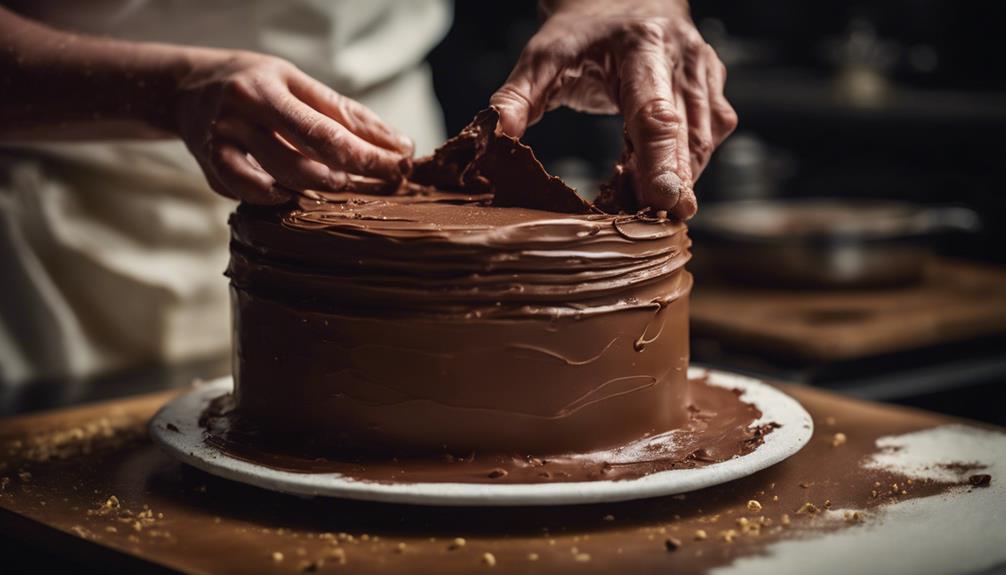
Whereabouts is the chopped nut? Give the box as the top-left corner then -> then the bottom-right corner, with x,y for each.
969,474 -> 992,487
395,542 -> 406,553
573,552 -> 591,562
104,495 -> 120,509
327,548 -> 347,565
831,433 -> 847,447
449,537 -> 467,550
796,502 -> 819,515
527,552 -> 539,561
105,526 -> 118,533
823,499 -> 832,509
664,537 -> 682,552
694,529 -> 707,541
747,500 -> 763,512
272,552 -> 284,563
780,514 -> 791,526
720,530 -> 737,543
482,552 -> 497,567
772,495 -> 779,502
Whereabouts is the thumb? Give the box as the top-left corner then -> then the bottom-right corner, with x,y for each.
490,41 -> 566,137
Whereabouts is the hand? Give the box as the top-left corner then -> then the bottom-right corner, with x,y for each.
172,50 -> 413,204
490,0 -> 737,218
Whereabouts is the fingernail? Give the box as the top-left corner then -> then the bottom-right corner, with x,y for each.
652,172 -> 684,209
397,134 -> 414,155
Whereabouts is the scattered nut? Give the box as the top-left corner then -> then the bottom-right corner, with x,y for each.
482,552 -> 497,567
694,529 -> 707,541
573,552 -> 591,562
527,552 -> 539,561
796,502 -> 819,515
449,537 -> 467,550
747,500 -> 763,512
272,552 -> 284,563
664,537 -> 682,552
831,433 -> 847,447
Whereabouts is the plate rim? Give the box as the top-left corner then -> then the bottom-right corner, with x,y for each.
149,367 -> 813,506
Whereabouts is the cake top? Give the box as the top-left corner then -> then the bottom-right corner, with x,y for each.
228,108 -> 690,318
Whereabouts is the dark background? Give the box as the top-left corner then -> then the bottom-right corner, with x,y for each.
428,0 -> 1006,424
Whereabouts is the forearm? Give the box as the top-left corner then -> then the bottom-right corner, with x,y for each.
0,7 -> 204,141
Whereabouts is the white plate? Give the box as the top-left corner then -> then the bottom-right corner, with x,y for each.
149,368 -> 812,506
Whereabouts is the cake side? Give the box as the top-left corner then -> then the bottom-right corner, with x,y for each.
227,193 -> 694,455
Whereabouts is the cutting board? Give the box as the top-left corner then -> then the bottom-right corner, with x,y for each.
691,258 -> 1006,362
1,384 -> 1005,574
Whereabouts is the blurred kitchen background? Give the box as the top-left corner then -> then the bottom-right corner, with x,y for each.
2,0 -> 1004,424
428,0 -> 1006,424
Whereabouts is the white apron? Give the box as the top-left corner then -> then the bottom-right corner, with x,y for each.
0,0 -> 451,384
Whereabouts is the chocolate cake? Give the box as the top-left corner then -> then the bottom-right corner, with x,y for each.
220,109 -> 766,480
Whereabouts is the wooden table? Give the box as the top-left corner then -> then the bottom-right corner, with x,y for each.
1,383 -> 1004,574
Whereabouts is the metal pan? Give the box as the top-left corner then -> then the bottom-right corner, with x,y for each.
688,199 -> 980,288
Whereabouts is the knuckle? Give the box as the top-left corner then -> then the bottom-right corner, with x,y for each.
717,104 -> 739,134
637,98 -> 681,126
621,18 -> 668,48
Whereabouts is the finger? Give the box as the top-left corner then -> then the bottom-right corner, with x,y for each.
208,139 -> 291,205
489,42 -> 571,137
705,52 -> 739,146
213,118 -> 348,193
619,41 -> 693,215
683,45 -> 714,180
250,84 -> 408,180
286,71 -> 414,155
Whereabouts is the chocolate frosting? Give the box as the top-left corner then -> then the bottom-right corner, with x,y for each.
222,107 -> 716,461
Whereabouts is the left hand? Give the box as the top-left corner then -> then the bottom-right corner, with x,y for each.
490,0 -> 737,218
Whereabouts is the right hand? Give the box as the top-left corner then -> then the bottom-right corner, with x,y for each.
172,50 -> 413,204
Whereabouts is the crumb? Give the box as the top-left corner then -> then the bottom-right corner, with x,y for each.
664,537 -> 682,552
831,433 -> 847,447
796,502 -> 819,515
747,500 -> 762,512
694,529 -> 707,541
969,474 -> 992,487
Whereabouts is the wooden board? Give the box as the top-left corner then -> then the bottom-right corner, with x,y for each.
0,385 -> 1004,574
691,259 -> 1006,361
